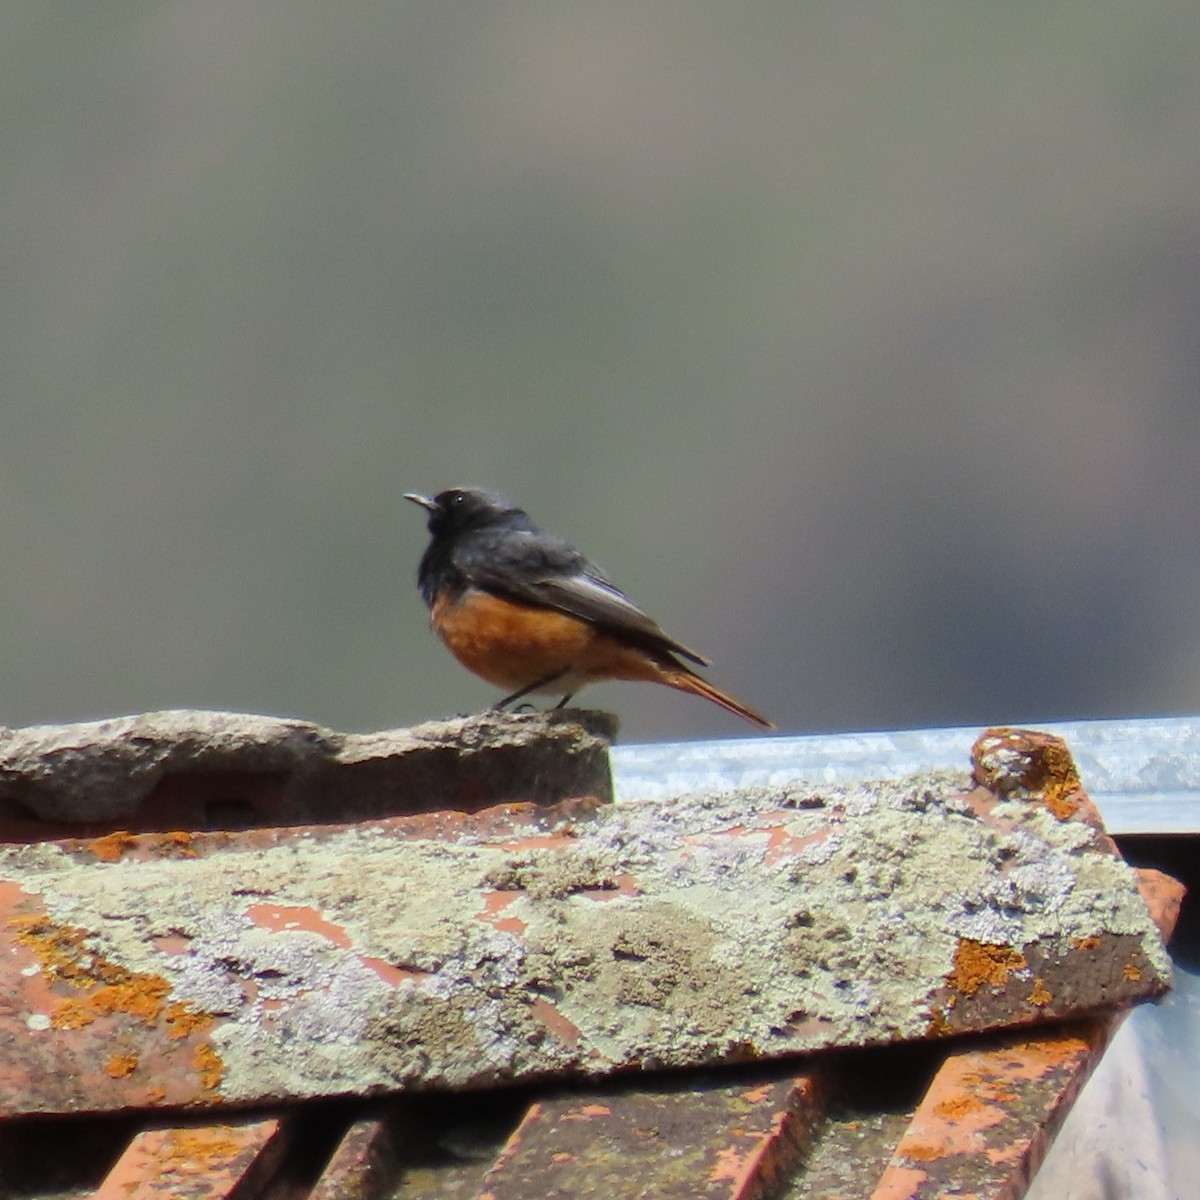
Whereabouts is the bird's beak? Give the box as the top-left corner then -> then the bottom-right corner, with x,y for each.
404,492 -> 438,513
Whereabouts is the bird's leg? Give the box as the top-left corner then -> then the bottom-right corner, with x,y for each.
493,668 -> 570,711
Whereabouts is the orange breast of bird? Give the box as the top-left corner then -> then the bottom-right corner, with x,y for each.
431,588 -> 665,692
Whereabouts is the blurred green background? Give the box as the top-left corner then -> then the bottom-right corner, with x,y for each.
5,4 -> 1200,741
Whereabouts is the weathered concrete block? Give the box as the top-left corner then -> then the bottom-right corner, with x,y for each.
0,709 -> 616,826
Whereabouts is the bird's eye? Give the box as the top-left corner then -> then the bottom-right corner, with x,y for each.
449,491 -> 467,506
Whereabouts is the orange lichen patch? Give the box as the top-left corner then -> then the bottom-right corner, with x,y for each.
51,976 -> 172,1029
8,913 -> 216,1039
191,1042 -> 224,1091
59,829 -> 210,865
1071,934 -> 1101,950
901,1095 -> 1008,1159
9,914 -> 130,988
86,830 -> 137,862
164,1000 -> 215,1040
1042,784 -> 1081,820
1035,739 -> 1081,786
933,1093 -> 986,1120
149,1128 -> 256,1180
46,1001 -> 100,1031
1028,978 -> 1053,1007
1123,963 -> 1143,982
145,1086 -> 167,1104
925,1005 -> 951,1036
97,1121 -> 281,1198
947,940 -> 1027,996
9,913 -> 173,1027
899,1141 -> 948,1163
983,1029 -> 1096,1084
148,830 -> 199,858
105,1052 -> 138,1078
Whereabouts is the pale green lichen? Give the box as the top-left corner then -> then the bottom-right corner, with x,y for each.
0,767 -> 1169,1103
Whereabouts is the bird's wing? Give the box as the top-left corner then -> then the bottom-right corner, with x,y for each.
465,531 -> 711,667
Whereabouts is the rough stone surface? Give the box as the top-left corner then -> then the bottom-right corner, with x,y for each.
0,709 -> 616,824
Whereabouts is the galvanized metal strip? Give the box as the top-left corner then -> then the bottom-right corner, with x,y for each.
612,715 -> 1200,833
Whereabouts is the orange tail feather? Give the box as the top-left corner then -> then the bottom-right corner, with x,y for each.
664,669 -> 775,730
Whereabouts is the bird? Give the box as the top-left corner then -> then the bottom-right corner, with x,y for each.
405,487 -> 774,730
